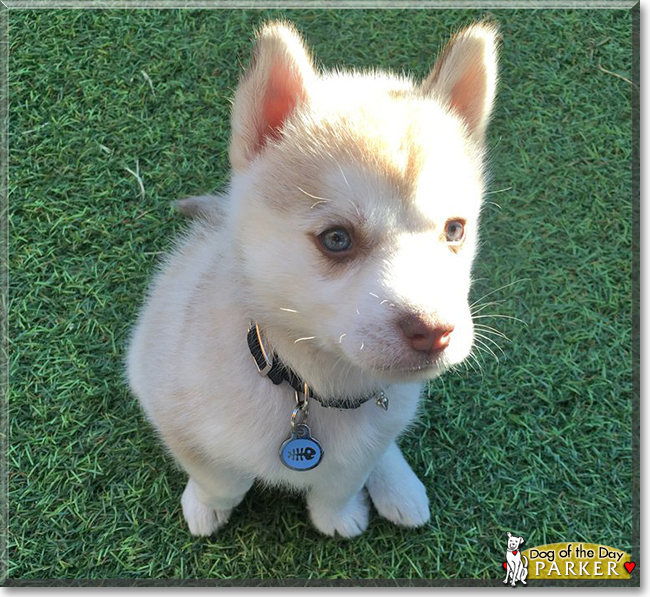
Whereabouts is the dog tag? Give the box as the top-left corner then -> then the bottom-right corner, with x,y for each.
280,424 -> 323,471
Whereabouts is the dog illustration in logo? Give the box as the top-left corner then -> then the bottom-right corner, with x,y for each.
504,532 -> 528,586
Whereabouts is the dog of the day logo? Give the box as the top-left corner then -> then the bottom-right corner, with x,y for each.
502,537 -> 635,582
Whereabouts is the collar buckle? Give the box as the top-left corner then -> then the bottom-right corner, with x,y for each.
247,322 -> 273,377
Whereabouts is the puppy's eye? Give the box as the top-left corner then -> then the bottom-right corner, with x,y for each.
445,219 -> 465,243
319,228 -> 353,252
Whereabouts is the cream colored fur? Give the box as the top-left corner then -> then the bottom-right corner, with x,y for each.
127,21 -> 499,537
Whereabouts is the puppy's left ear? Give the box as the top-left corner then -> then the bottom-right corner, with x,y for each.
519,537 -> 525,546
422,22 -> 499,144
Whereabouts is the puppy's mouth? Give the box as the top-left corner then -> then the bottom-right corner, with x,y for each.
326,317 -> 474,382
372,360 -> 443,373
367,354 -> 450,380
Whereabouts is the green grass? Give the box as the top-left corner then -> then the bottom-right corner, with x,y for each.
8,7 -> 634,582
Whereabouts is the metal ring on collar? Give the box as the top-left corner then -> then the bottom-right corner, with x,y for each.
294,383 -> 311,408
290,404 -> 308,432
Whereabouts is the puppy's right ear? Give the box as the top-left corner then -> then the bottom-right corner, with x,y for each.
229,22 -> 316,171
507,532 -> 512,538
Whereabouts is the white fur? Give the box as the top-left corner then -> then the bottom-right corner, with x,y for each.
126,21 -> 499,537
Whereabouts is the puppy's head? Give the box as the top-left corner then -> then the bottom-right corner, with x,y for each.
229,21 -> 499,382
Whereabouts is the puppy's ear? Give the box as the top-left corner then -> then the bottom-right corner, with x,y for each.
229,21 -> 316,171
519,537 -> 525,546
422,22 -> 499,144
507,531 -> 512,538
174,195 -> 225,221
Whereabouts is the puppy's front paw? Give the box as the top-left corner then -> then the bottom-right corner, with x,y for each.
181,481 -> 232,537
307,490 -> 370,538
366,465 -> 430,528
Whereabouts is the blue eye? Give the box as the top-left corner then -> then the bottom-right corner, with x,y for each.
445,219 -> 465,243
319,228 -> 353,252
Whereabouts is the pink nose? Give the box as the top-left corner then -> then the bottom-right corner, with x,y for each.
398,315 -> 455,354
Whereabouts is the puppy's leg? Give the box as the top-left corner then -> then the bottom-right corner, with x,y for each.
503,563 -> 511,584
180,460 -> 254,537
365,442 -> 430,527
307,471 -> 371,538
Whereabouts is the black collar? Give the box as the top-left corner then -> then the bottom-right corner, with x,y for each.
247,323 -> 387,410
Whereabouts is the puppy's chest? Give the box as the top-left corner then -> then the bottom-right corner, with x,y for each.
250,383 -> 421,486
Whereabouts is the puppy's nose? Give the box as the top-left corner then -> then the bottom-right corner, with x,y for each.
398,315 -> 455,354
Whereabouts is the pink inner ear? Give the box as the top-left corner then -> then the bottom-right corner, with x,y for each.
261,62 -> 306,145
449,61 -> 487,134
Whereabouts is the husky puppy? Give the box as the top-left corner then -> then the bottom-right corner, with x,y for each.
127,21 -> 499,537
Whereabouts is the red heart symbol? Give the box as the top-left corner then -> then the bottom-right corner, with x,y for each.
503,562 -> 507,569
513,550 -> 517,555
624,562 -> 635,574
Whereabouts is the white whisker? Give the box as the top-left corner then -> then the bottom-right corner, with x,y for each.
474,336 -> 500,361
469,279 -> 529,308
484,186 -> 512,196
475,332 -> 506,356
369,292 -> 379,298
471,300 -> 505,315
330,155 -> 360,217
467,352 -> 484,375
279,307 -> 298,313
294,336 -> 316,343
474,346 -> 495,367
464,357 -> 478,374
295,185 -> 331,203
335,159 -> 352,192
474,323 -> 512,342
340,359 -> 355,389
346,198 -> 362,219
339,333 -> 347,343
472,314 -> 527,325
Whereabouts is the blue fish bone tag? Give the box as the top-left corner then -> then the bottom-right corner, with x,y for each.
280,423 -> 323,471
